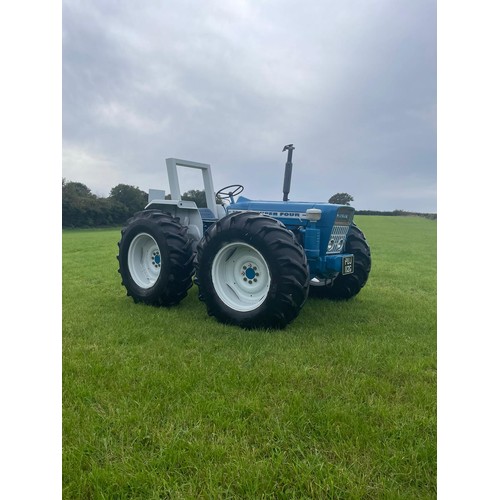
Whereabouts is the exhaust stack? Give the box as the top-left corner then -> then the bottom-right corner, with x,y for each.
282,144 -> 295,201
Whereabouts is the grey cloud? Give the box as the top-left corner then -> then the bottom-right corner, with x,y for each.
63,0 -> 436,211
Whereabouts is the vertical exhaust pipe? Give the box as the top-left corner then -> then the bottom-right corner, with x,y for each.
282,144 -> 295,201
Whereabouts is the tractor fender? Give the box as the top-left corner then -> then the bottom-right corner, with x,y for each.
145,199 -> 203,245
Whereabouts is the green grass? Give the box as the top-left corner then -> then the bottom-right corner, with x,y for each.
63,216 -> 436,499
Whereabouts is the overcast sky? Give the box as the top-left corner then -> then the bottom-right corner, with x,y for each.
62,0 -> 436,212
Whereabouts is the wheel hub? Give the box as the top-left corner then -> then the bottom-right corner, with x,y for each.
152,252 -> 161,268
242,263 -> 259,283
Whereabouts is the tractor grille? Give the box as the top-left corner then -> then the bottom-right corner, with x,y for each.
327,224 -> 350,254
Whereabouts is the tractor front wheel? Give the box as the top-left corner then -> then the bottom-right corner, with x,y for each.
117,210 -> 194,306
310,224 -> 371,300
195,212 -> 309,329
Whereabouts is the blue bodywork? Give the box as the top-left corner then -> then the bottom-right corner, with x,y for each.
220,196 -> 355,280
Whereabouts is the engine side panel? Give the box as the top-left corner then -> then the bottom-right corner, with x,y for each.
226,197 -> 354,256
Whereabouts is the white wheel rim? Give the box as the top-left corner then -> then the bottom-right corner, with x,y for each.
211,242 -> 271,312
128,233 -> 162,289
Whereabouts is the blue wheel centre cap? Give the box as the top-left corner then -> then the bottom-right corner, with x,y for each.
245,267 -> 256,279
154,255 -> 161,265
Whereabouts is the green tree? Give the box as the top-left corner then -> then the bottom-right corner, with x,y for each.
62,179 -> 94,199
62,179 -> 130,227
62,179 -> 97,227
109,184 -> 148,217
328,192 -> 354,205
182,189 -> 207,207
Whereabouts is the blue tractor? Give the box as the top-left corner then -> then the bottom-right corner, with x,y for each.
117,145 -> 371,329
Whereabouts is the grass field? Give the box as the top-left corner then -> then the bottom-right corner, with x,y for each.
62,215 -> 436,499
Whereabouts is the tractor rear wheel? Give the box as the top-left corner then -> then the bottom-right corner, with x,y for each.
195,211 -> 309,329
117,210 -> 194,306
310,224 -> 371,300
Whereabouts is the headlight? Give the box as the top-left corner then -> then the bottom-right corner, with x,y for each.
327,226 -> 350,253
327,237 -> 345,253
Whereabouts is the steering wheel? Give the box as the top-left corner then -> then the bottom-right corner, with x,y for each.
216,184 -> 244,200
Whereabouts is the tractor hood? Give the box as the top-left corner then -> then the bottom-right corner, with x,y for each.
227,196 -> 354,225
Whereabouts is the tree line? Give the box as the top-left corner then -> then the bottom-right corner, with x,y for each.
62,180 -> 148,227
62,180 -> 211,228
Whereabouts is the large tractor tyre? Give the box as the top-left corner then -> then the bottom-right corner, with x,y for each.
117,210 -> 194,306
195,211 -> 310,329
310,224 -> 371,300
